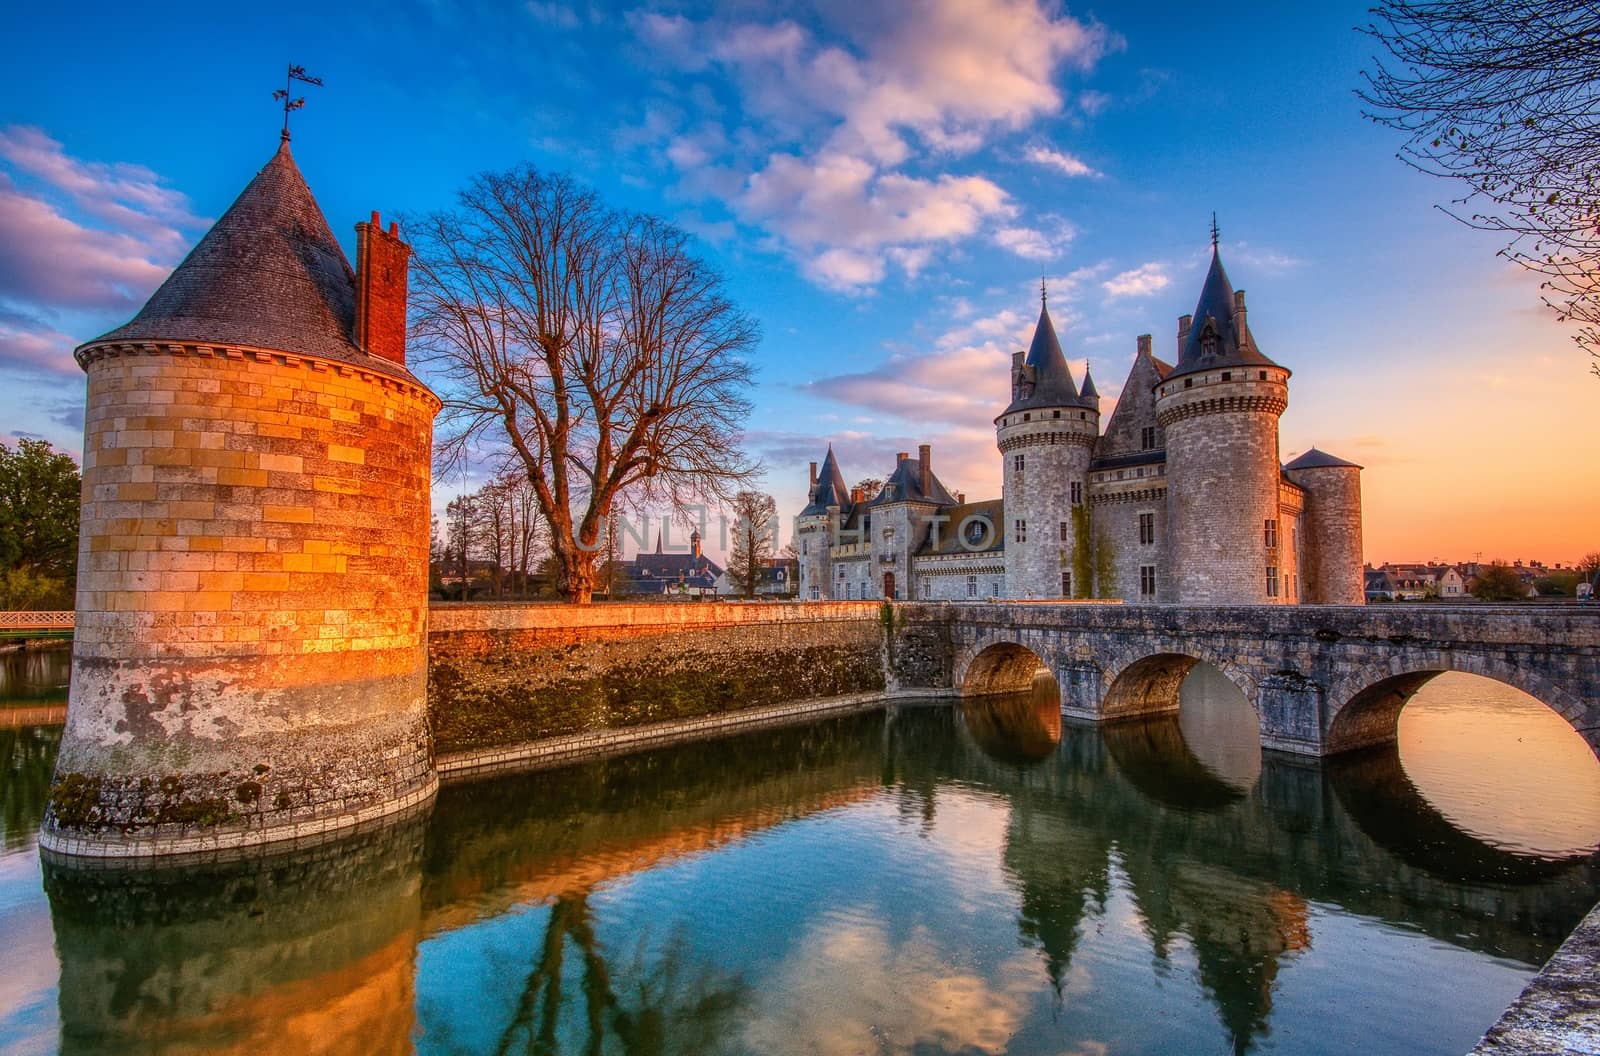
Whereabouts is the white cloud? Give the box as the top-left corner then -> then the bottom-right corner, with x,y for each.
741,152 -> 1017,291
993,225 -> 1055,260
1102,262 -> 1170,298
1023,144 -> 1098,178
630,1 -> 1117,291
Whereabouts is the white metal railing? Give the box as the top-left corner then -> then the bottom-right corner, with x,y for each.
0,611 -> 75,629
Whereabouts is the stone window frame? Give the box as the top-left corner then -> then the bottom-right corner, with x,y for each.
1138,511 -> 1155,546
1139,564 -> 1156,597
1267,564 -> 1280,597
1140,425 -> 1157,450
1013,453 -> 1025,475
1014,519 -> 1027,544
1061,570 -> 1072,597
1070,481 -> 1083,505
966,574 -> 978,598
1264,518 -> 1279,550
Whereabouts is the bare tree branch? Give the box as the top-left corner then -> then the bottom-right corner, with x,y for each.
1358,0 -> 1600,373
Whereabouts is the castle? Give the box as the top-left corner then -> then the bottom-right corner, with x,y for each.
797,242 -> 1365,606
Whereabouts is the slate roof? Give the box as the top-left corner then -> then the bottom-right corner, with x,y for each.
802,446 -> 852,516
1079,367 -> 1099,402
1002,303 -> 1094,414
80,140 -> 420,384
1165,247 -> 1280,383
866,455 -> 958,507
1284,447 -> 1363,471
917,498 -> 1005,556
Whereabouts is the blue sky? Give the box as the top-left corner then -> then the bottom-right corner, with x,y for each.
3,0 -> 1594,562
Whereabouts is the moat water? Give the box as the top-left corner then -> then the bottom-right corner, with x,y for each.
3,647 -> 1600,1056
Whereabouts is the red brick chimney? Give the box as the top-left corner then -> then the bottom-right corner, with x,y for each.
918,444 -> 931,496
354,211 -> 411,367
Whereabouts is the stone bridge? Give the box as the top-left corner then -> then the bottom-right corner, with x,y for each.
886,602 -> 1600,757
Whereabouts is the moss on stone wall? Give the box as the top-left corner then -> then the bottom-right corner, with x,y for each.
429,626 -> 885,755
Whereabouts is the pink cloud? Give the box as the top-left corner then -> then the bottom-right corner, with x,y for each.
0,315 -> 79,375
632,0 -> 1117,291
0,173 -> 174,311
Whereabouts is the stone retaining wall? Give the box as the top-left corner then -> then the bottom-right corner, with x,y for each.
427,601 -> 886,755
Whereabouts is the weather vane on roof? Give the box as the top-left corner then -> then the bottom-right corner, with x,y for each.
1210,211 -> 1220,250
273,64 -> 324,143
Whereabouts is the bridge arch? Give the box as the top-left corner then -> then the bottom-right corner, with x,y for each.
1100,649 -> 1258,722
1326,656 -> 1599,759
959,640 -> 1055,697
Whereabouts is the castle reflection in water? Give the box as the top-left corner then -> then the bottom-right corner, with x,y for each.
5,655 -> 1600,1056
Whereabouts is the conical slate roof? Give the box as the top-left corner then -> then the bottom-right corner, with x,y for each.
1167,247 -> 1280,382
79,141 -> 414,379
1003,302 -> 1094,414
1284,447 -> 1361,471
1079,366 -> 1099,402
801,446 -> 851,515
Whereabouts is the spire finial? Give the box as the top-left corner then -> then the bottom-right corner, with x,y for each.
1210,211 -> 1220,251
1040,274 -> 1048,308
273,63 -> 324,143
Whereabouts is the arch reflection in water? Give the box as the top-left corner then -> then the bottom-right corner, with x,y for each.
44,819 -> 425,1056
1396,672 -> 1600,859
959,672 -> 1063,764
1099,663 -> 1261,810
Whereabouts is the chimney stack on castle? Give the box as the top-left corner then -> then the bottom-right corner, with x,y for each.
918,444 -> 931,496
354,210 -> 411,366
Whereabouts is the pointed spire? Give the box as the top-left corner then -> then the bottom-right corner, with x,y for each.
802,445 -> 851,515
1080,364 -> 1099,402
1164,227 -> 1281,382
79,141 -> 412,376
1004,299 -> 1084,414
1210,211 -> 1220,251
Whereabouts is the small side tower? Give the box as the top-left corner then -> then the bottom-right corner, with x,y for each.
44,140 -> 441,858
797,446 -> 849,600
1156,239 -> 1290,604
998,290 -> 1098,598
1284,448 -> 1364,603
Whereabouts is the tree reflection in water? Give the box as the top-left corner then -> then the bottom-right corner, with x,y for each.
493,891 -> 747,1056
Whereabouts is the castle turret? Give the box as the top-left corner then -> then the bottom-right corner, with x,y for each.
1155,242 -> 1290,604
45,140 -> 441,858
998,292 -> 1098,598
1284,448 -> 1364,604
797,445 -> 849,600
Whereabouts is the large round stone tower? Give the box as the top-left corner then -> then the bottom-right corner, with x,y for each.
43,140 -> 441,858
1285,448 -> 1365,604
998,296 -> 1099,598
1156,246 -> 1290,605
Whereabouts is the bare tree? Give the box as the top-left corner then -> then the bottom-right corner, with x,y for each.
445,492 -> 479,601
853,477 -> 884,502
410,167 -> 760,603
1358,1 -> 1600,372
727,489 -> 778,597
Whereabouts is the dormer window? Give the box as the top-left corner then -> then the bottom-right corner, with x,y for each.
1199,319 -> 1220,359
